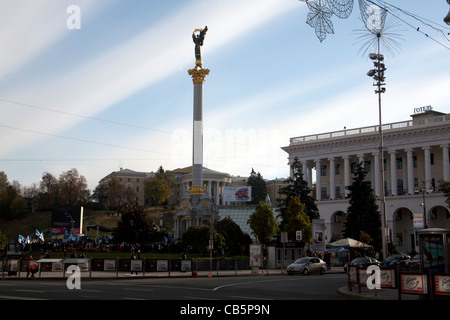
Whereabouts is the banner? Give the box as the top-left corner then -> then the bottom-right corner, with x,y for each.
250,244 -> 262,267
222,186 -> 252,202
312,219 -> 326,252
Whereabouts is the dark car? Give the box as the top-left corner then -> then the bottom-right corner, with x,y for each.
381,254 -> 411,267
404,254 -> 420,271
344,256 -> 380,273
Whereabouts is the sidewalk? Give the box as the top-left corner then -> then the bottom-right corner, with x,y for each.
337,284 -> 421,300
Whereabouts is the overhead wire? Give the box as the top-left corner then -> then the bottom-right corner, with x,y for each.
367,0 -> 450,51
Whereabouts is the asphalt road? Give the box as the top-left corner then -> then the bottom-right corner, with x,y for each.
0,273 -> 350,301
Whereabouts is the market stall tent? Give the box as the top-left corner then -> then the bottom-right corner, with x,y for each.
327,237 -> 372,249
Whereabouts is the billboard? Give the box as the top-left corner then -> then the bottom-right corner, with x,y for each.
222,186 -> 252,202
51,206 -> 84,240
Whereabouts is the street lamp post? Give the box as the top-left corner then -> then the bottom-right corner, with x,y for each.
367,33 -> 388,258
415,184 -> 434,229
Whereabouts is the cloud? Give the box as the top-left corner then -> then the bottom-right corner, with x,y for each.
0,0 -> 299,158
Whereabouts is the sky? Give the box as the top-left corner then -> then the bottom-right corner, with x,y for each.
0,0 -> 449,192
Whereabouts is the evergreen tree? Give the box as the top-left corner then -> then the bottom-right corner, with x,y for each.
247,168 -> 266,204
344,163 -> 381,249
276,157 -> 319,226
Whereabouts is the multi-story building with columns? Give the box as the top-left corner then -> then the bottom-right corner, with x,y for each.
172,166 -> 233,207
282,109 -> 450,253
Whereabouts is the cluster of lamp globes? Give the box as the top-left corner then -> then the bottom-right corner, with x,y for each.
366,53 -> 386,94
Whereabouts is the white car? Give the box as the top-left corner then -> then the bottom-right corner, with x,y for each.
287,257 -> 326,275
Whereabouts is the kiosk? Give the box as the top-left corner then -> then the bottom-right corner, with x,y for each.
418,228 -> 450,274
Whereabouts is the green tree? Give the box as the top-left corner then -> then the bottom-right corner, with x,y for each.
439,179 -> 450,208
93,175 -> 133,211
58,168 -> 90,206
0,185 -> 20,220
344,163 -> 381,249
248,201 -> 279,245
0,172 -> 8,192
215,217 -> 251,255
10,197 -> 29,218
247,168 -> 266,204
0,229 -> 7,250
112,206 -> 154,244
39,172 -> 60,210
181,225 -> 225,256
277,157 -> 319,225
145,166 -> 175,206
284,196 -> 312,244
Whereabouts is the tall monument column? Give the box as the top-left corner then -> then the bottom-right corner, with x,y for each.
174,26 -> 216,241
188,26 -> 209,195
188,66 -> 209,194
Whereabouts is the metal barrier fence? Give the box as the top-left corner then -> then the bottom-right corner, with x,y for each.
348,265 -> 450,300
0,258 -> 260,279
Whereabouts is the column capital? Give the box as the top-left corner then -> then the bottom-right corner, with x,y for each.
188,66 -> 210,84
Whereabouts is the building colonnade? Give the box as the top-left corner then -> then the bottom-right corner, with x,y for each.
298,144 -> 449,201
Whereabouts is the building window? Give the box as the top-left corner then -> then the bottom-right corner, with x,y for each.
396,158 -> 402,169
335,186 -> 341,198
321,187 -> 327,199
136,186 -> 140,193
335,164 -> 340,175
430,153 -> 434,165
397,179 -> 403,195
351,163 -> 357,174
321,165 -> 327,176
364,161 -> 371,172
413,156 -> 417,168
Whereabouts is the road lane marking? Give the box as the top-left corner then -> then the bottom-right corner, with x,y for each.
0,295 -> 47,300
124,288 -> 154,292
230,295 -> 273,300
15,289 -> 44,293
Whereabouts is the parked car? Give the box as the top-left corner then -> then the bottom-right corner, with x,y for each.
287,257 -> 326,275
404,254 -> 420,271
381,254 -> 411,267
344,256 -> 380,273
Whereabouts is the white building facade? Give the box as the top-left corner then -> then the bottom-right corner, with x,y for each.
282,109 -> 450,253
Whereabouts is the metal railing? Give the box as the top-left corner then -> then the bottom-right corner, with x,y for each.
0,257 -> 262,279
